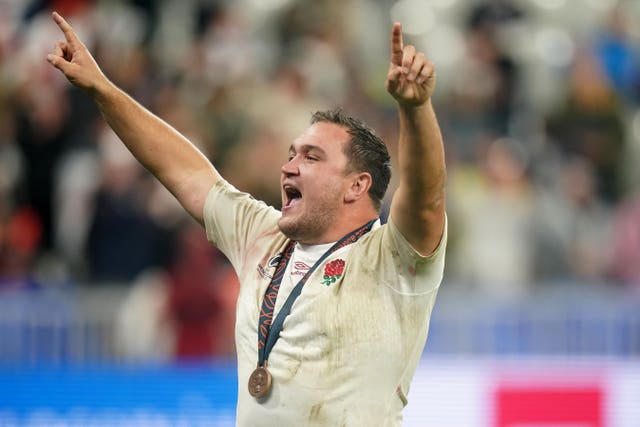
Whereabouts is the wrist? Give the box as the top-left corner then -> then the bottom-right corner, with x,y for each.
90,76 -> 115,104
398,99 -> 432,115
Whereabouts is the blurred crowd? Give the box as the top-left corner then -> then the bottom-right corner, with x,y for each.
1,0 -> 640,360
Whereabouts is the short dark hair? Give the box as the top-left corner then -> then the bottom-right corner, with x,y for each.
311,109 -> 391,211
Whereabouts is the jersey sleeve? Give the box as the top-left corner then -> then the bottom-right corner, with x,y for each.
356,214 -> 447,295
202,179 -> 281,271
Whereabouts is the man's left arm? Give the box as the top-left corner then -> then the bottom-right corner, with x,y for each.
386,23 -> 446,257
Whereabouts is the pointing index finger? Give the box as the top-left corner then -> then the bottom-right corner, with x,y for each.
390,22 -> 404,67
52,11 -> 80,45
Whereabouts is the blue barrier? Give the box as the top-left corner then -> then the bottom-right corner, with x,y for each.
0,362 -> 238,426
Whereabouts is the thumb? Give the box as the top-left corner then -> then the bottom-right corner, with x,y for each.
386,67 -> 402,93
47,54 -> 71,74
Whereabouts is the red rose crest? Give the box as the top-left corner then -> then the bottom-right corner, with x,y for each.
321,259 -> 345,286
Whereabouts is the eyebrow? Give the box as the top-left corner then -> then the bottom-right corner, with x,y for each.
288,144 -> 327,156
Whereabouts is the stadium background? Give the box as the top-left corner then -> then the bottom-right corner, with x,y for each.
1,0 -> 640,425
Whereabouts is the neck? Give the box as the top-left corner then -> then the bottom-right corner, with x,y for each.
297,214 -> 378,245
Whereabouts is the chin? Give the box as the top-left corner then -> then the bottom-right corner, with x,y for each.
278,201 -> 338,242
277,216 -> 321,243
277,216 -> 299,240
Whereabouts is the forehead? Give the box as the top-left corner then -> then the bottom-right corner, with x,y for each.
291,122 -> 350,153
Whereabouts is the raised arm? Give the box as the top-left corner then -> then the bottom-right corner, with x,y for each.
386,23 -> 446,256
46,12 -> 220,225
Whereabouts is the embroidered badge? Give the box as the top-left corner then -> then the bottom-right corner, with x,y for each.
257,254 -> 282,279
321,259 -> 345,286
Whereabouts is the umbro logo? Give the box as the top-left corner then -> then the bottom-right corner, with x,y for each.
291,261 -> 311,277
294,261 -> 311,270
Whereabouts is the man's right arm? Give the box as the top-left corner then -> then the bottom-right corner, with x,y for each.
91,83 -> 220,225
47,12 -> 220,225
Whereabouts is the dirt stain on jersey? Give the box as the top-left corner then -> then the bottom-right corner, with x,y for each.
309,403 -> 323,422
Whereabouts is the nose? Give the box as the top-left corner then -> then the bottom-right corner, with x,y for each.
281,155 -> 300,176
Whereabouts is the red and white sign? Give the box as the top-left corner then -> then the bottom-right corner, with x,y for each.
403,358 -> 640,427
495,386 -> 603,427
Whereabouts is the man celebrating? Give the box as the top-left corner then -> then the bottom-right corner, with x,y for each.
48,10 -> 446,426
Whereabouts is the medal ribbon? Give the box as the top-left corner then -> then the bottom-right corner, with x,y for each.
257,219 -> 376,367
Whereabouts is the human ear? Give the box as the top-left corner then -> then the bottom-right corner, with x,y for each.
344,172 -> 372,203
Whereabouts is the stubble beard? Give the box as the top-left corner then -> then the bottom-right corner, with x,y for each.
278,202 -> 337,243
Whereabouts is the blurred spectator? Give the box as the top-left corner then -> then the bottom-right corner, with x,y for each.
85,124 -> 173,282
53,148 -> 101,276
532,157 -> 613,282
114,268 -> 173,362
446,137 -> 534,295
0,100 -> 22,213
465,0 -> 523,131
115,223 -> 239,361
592,3 -> 640,106
545,49 -> 627,204
165,224 -> 238,359
610,192 -> 640,289
13,67 -> 70,252
0,206 -> 42,290
439,1 -> 522,165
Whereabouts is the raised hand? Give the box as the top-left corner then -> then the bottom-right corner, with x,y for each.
385,23 -> 435,107
46,12 -> 108,94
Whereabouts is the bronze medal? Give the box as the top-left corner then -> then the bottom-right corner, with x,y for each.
248,364 -> 272,399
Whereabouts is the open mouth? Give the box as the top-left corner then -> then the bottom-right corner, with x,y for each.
283,184 -> 302,208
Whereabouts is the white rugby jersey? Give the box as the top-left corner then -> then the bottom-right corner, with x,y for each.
204,179 -> 447,427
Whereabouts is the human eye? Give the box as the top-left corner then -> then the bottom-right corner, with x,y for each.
304,148 -> 322,162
